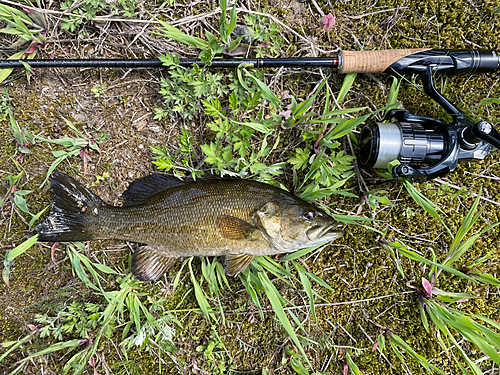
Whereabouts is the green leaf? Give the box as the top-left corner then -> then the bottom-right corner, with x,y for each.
39,149 -> 78,188
294,263 -> 316,322
244,70 -> 282,109
5,234 -> 38,263
289,148 -> 311,170
419,300 -> 430,333
232,120 -> 275,134
471,272 -> 500,286
19,339 -> 85,363
153,18 -> 209,50
387,75 -> 401,108
321,115 -> 370,143
0,332 -> 35,364
254,257 -> 297,284
388,333 -> 445,374
93,263 -> 119,275
3,234 -> 38,286
290,78 -> 328,121
445,188 -> 482,265
346,351 -> 363,375
432,288 -> 474,303
188,258 -> 213,321
28,205 -> 49,231
337,73 -> 357,103
0,51 -> 24,84
290,356 -> 310,375
228,4 -> 238,37
281,243 -> 324,261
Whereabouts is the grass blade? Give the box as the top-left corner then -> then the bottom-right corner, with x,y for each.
346,351 -> 363,375
153,18 -> 209,50
387,75 -> 401,107
3,234 -> 39,286
294,263 -> 316,322
337,73 -> 357,103
389,333 -> 445,374
244,69 -> 282,109
258,272 -> 310,366
385,241 -> 477,283
402,179 -> 451,236
188,258 -> 213,321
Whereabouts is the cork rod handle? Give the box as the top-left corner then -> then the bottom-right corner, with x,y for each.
340,48 -> 432,74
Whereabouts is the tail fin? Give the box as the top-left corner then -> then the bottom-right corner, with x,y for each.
36,171 -> 105,242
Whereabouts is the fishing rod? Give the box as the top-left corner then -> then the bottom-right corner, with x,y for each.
2,48 -> 500,180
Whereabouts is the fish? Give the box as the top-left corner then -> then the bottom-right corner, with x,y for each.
36,171 -> 343,281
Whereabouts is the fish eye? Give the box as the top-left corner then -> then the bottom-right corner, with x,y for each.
303,212 -> 314,220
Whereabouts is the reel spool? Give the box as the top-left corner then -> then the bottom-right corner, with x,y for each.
358,121 -> 445,170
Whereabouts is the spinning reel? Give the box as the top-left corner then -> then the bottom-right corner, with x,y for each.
356,50 -> 500,180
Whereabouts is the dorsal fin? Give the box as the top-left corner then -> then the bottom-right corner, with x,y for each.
131,245 -> 182,281
123,174 -> 185,206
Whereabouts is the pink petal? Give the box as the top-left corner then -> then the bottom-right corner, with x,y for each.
422,278 -> 433,298
25,40 -> 40,54
320,13 -> 335,31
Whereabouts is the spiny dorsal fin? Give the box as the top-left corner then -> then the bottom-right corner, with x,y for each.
225,254 -> 255,276
131,246 -> 181,281
123,174 -> 185,206
216,215 -> 257,240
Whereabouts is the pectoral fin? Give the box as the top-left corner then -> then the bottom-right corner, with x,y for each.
131,246 -> 181,282
216,215 -> 257,240
225,254 -> 255,276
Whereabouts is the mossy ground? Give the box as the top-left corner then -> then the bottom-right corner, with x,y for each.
1,0 -> 500,374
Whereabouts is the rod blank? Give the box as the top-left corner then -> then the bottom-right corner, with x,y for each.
0,57 -> 339,69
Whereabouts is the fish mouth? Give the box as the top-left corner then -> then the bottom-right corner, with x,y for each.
306,224 -> 343,242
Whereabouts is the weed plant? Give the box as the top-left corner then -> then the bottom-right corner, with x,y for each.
33,117 -> 109,187
60,0 -> 140,32
2,241 -> 180,374
0,3 -> 46,83
375,181 -> 500,374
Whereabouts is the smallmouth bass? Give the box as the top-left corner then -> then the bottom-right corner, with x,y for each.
36,172 -> 343,281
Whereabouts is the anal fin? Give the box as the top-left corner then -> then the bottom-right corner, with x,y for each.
225,254 -> 255,276
131,246 -> 181,282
